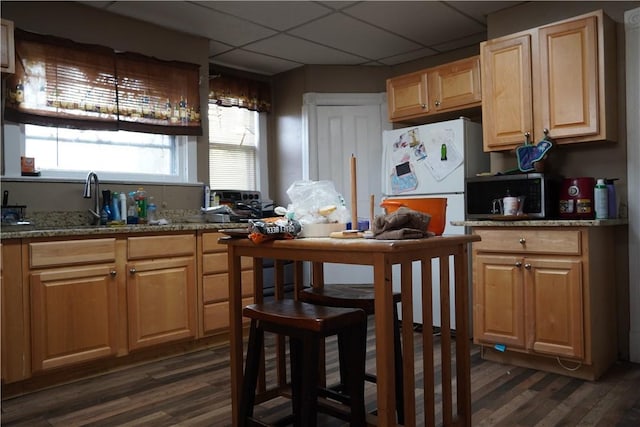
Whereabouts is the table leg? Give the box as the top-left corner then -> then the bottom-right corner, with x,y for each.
228,245 -> 243,427
373,253 -> 397,427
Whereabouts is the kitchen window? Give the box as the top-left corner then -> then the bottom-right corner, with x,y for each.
208,104 -> 258,191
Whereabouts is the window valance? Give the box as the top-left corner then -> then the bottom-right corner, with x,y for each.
4,29 -> 202,136
208,74 -> 271,113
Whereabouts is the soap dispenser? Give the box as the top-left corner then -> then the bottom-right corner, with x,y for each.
100,190 -> 112,225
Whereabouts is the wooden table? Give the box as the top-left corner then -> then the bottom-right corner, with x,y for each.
223,234 -> 479,427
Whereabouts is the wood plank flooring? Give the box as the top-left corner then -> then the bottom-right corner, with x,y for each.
2,321 -> 639,426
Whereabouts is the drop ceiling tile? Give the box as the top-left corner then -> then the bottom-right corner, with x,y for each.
211,48 -> 301,75
197,1 -> 332,31
289,13 -> 422,60
447,1 -> 527,22
107,1 -> 276,46
245,34 -> 366,65
343,1 -> 485,47
378,47 -> 439,66
208,40 -> 234,56
431,32 -> 488,52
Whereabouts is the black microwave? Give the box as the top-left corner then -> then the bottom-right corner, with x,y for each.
465,173 -> 559,219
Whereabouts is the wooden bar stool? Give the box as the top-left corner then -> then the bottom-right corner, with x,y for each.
298,283 -> 405,424
239,300 -> 367,427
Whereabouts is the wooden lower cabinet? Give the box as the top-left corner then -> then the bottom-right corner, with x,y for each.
28,238 -> 120,373
30,264 -> 119,371
126,234 -> 197,350
201,232 -> 254,335
472,226 -> 617,380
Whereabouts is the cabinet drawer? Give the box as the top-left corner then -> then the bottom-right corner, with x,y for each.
128,234 -> 194,259
203,297 -> 253,334
202,252 -> 253,274
203,270 -> 254,303
473,229 -> 581,255
202,232 -> 226,253
30,238 -> 116,268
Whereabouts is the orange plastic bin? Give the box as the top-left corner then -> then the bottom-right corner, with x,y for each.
380,197 -> 448,235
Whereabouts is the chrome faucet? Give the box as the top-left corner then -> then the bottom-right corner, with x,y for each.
83,171 -> 101,225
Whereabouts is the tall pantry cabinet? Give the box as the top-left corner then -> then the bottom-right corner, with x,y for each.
480,10 -> 617,151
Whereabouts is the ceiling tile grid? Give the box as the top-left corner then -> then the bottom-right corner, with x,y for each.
79,1 -> 526,75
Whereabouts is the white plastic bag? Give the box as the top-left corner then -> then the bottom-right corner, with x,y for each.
285,180 -> 350,225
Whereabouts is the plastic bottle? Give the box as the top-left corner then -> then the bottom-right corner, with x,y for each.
111,191 -> 121,221
147,197 -> 157,224
100,190 -> 112,225
119,192 -> 127,224
605,178 -> 618,219
135,187 -> 147,223
127,191 -> 139,224
594,178 -> 608,220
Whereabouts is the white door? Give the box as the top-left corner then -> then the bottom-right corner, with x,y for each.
302,93 -> 388,284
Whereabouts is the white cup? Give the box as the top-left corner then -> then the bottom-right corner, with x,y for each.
503,196 -> 519,216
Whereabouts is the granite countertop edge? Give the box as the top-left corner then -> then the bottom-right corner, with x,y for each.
0,222 -> 249,240
452,218 -> 628,227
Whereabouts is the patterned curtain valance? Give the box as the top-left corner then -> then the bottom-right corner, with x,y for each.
4,29 -> 202,136
208,75 -> 271,113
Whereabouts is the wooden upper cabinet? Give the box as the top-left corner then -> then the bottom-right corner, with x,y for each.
387,71 -> 430,120
387,55 -> 481,122
481,10 -> 616,151
428,56 -> 482,113
481,33 -> 534,151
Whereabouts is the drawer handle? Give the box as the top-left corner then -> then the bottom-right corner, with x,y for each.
519,238 -> 526,245
524,263 -> 532,270
110,270 -> 117,277
515,261 -> 522,268
129,268 -> 136,275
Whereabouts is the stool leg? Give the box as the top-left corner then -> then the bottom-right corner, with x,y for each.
393,303 -> 405,424
337,316 -> 367,393
339,323 -> 367,427
239,319 -> 264,427
290,333 -> 319,427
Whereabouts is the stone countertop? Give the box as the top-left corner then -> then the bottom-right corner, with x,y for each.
0,221 -> 249,240
452,218 -> 628,227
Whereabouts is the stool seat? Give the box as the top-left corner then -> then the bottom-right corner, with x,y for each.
299,283 -> 401,313
240,300 -> 367,427
243,299 -> 366,334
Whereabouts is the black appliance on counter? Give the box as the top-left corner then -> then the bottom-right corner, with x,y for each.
465,173 -> 560,219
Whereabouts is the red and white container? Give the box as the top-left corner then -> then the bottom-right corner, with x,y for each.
559,177 -> 595,219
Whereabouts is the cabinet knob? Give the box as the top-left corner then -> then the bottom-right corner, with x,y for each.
434,100 -> 441,107
110,270 -> 117,277
515,261 -> 522,268
421,104 -> 426,109
524,263 -> 532,270
129,268 -> 136,274
519,238 -> 526,245
543,128 -> 549,137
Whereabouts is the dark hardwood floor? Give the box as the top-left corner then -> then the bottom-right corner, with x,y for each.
2,322 -> 639,426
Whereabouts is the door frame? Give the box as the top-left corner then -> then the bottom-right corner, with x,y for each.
301,92 -> 390,181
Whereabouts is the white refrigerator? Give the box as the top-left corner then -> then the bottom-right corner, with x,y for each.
382,117 -> 489,329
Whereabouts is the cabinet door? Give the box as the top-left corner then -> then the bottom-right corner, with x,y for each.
537,16 -> 598,141
481,33 -> 534,151
429,56 -> 481,113
526,257 -> 584,359
127,257 -> 196,350
30,265 -> 119,371
386,71 -> 430,121
474,254 -> 526,349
